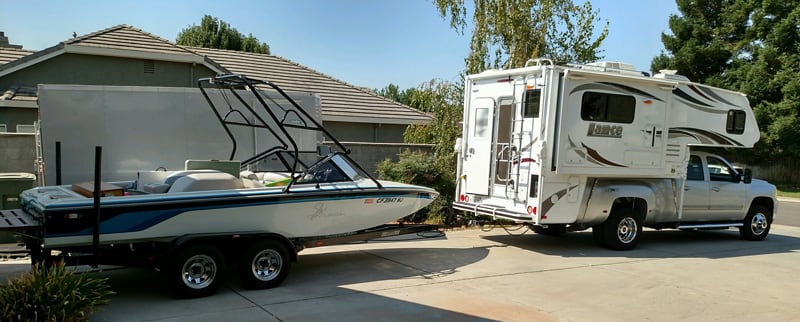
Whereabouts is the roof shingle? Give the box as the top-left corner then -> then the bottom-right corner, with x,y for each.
188,47 -> 430,124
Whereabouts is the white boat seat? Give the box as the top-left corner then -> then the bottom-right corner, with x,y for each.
168,171 -> 244,193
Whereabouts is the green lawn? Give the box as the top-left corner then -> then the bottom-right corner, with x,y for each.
777,185 -> 800,199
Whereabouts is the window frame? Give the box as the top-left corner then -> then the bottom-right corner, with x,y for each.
580,91 -> 636,124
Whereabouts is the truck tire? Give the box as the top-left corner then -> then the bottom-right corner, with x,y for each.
591,225 -> 605,246
601,209 -> 642,251
532,224 -> 567,236
238,240 -> 291,289
168,244 -> 226,298
739,205 -> 772,241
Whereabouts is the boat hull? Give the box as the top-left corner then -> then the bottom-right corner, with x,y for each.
21,183 -> 437,248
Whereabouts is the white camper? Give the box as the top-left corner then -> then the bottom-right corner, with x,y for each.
453,59 -> 776,250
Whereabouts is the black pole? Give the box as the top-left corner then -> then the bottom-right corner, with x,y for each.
92,146 -> 101,268
55,141 -> 62,185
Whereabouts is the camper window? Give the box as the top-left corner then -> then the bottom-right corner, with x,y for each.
726,110 -> 746,134
523,89 -> 541,118
475,108 -> 490,138
580,92 -> 635,123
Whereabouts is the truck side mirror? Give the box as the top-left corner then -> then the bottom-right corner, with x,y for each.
741,168 -> 752,184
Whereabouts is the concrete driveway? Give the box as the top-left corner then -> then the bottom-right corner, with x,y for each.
2,224 -> 799,321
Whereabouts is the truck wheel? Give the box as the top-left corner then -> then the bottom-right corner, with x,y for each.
168,244 -> 226,298
601,209 -> 642,250
532,224 -> 567,236
739,205 -> 772,241
238,240 -> 291,289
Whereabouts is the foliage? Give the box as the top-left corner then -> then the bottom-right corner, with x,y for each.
652,0 -> 800,163
177,15 -> 270,54
0,263 -> 113,321
376,150 -> 455,222
433,0 -> 608,74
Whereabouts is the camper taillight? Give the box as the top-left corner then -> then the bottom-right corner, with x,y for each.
459,194 -> 469,202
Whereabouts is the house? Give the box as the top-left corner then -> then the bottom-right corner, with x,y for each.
0,25 -> 432,174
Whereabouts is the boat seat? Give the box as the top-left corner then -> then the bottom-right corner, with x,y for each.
167,171 -> 244,193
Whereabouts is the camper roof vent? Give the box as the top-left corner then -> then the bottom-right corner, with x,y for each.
580,61 -> 641,76
653,70 -> 690,82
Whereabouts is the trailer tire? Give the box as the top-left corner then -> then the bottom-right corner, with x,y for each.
739,205 -> 772,241
238,240 -> 291,289
532,224 -> 567,236
601,209 -> 641,251
168,244 -> 226,298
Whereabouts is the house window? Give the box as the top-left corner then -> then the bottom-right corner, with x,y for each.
16,124 -> 35,133
726,110 -> 746,134
523,89 -> 541,118
0,124 -> 6,132
580,91 -> 635,123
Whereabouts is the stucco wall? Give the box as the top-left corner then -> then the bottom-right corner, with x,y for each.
324,121 -> 408,143
0,133 -> 36,173
326,141 -> 433,175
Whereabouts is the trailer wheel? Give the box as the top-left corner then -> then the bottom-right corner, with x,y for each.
238,240 -> 291,289
532,224 -> 567,236
601,209 -> 641,251
739,205 -> 771,241
168,244 -> 226,298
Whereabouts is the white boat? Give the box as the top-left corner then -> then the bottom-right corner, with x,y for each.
5,74 -> 438,297
17,74 -> 438,247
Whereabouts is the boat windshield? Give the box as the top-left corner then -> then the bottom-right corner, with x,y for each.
295,153 -> 367,184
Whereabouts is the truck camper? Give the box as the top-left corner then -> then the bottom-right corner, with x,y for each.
453,59 -> 776,250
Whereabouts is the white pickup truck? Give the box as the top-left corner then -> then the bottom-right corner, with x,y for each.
576,151 -> 777,250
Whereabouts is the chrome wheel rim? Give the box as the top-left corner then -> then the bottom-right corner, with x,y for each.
181,254 -> 217,290
750,213 -> 768,235
251,249 -> 282,281
617,217 -> 638,244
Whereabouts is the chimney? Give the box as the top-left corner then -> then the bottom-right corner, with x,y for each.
0,32 -> 23,49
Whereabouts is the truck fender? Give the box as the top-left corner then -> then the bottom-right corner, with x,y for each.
581,181 -> 656,226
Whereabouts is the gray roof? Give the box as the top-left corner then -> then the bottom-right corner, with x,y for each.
0,25 -> 429,125
0,47 -> 34,65
64,25 -> 199,56
188,47 -> 430,125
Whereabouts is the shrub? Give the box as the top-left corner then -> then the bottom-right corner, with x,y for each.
0,263 -> 113,322
376,150 -> 455,223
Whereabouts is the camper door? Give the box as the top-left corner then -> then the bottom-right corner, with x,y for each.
555,72 -> 669,176
462,97 -> 495,195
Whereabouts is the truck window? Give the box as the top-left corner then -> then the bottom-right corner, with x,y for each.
707,156 -> 736,181
687,155 -> 704,181
580,91 -> 635,123
523,89 -> 541,118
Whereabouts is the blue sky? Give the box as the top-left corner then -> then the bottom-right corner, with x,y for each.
0,0 -> 678,90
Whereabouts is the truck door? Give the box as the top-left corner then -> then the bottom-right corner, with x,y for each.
705,155 -> 746,221
463,97 -> 496,195
681,155 -> 710,221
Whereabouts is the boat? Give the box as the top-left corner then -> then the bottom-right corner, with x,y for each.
16,74 -> 438,248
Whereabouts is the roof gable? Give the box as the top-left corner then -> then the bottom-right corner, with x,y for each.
188,47 -> 430,125
0,25 -> 226,77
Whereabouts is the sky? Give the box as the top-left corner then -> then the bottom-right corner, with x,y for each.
0,0 -> 678,90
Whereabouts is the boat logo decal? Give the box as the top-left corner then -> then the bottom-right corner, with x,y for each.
310,202 -> 346,220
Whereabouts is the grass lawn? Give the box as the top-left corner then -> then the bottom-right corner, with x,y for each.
777,185 -> 800,199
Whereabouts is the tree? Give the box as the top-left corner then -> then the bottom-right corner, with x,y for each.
177,15 -> 270,54
434,0 -> 609,74
652,0 -> 800,165
650,0 -> 754,84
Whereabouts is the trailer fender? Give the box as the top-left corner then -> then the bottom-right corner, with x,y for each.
167,232 -> 299,263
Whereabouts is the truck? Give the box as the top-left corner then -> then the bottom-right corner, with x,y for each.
453,59 -> 777,250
